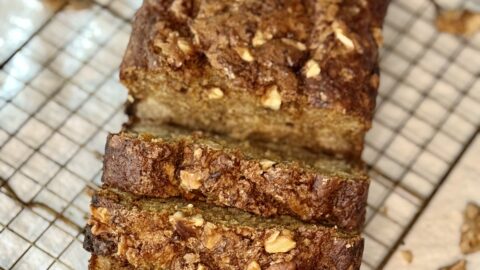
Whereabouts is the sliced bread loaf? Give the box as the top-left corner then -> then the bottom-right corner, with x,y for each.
84,188 -> 364,270
102,123 -> 369,231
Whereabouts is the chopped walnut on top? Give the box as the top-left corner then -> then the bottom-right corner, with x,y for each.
264,230 -> 296,253
261,85 -> 282,110
303,60 -> 321,78
207,87 -> 224,99
281,38 -> 307,51
252,30 -> 272,47
332,21 -> 355,50
153,28 -> 194,67
371,27 -> 384,47
235,47 -> 255,62
179,170 -> 204,190
246,261 -> 261,270
177,38 -> 194,55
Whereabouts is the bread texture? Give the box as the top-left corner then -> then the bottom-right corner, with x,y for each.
120,0 -> 389,157
84,188 -> 364,270
102,123 -> 369,231
89,255 -> 133,270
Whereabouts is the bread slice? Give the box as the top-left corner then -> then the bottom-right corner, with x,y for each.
84,188 -> 364,270
102,123 -> 369,232
120,0 -> 389,157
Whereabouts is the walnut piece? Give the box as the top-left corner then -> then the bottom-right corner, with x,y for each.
203,222 -> 221,249
197,264 -> 207,270
190,214 -> 205,227
332,22 -> 355,50
261,85 -> 282,110
460,202 -> 480,254
193,147 -> 203,159
180,170 -> 203,190
169,211 -> 185,224
247,261 -> 261,270
177,39 -> 193,55
91,207 -> 110,223
207,87 -> 224,99
252,30 -> 272,47
400,250 -> 413,264
281,38 -> 306,51
371,27 -> 384,47
183,253 -> 200,264
266,262 -> 296,270
303,60 -> 321,78
169,0 -> 189,20
235,47 -> 255,62
260,159 -> 276,170
264,230 -> 296,253
117,235 -> 131,256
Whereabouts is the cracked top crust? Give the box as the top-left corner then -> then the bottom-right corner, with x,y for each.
120,0 -> 389,120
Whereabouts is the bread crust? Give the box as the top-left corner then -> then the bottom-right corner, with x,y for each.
85,188 -> 364,270
102,132 -> 369,231
88,255 -> 134,270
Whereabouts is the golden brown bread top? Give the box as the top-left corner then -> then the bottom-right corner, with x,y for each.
121,0 -> 389,121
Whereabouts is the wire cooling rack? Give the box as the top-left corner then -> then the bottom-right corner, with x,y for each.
0,0 -> 479,269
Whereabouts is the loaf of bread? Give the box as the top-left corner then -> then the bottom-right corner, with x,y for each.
102,123 -> 369,231
84,188 -> 364,270
120,0 -> 388,157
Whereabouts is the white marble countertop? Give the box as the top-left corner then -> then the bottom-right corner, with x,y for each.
386,135 -> 480,269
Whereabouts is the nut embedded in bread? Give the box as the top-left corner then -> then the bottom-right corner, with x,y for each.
120,0 -> 389,157
84,188 -> 364,270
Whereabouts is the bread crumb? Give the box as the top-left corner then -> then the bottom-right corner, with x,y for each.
400,250 -> 413,264
460,202 -> 480,254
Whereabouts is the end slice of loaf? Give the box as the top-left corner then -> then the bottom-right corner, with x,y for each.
84,188 -> 364,270
102,123 -> 369,231
120,0 -> 389,157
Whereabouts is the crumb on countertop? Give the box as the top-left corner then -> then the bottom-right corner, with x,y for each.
400,249 -> 413,264
460,202 -> 480,254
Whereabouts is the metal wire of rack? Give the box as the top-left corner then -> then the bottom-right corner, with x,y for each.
0,0 -> 478,269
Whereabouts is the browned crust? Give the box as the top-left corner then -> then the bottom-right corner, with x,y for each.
102,132 -> 369,231
89,255 -> 134,270
85,188 -> 364,270
120,0 -> 389,121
